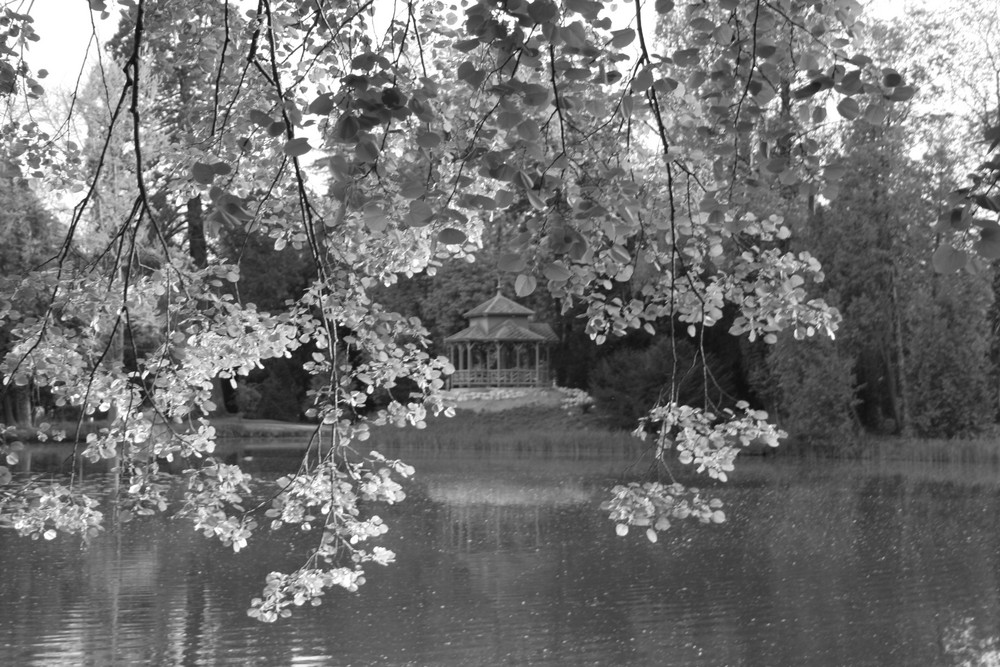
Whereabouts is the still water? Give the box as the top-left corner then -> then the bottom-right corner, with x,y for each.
2,445 -> 1000,666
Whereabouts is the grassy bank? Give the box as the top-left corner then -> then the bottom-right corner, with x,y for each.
772,430 -> 1000,466
12,407 -> 1000,468
865,435 -> 1000,465
369,406 -> 644,460
6,416 -> 317,443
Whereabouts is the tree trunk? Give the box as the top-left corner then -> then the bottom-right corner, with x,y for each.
890,269 -> 912,435
881,343 -> 901,434
185,194 -> 233,416
3,385 -> 33,426
187,195 -> 207,269
2,391 -> 15,425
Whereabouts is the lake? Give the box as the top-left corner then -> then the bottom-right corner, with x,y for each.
1,444 -> 999,666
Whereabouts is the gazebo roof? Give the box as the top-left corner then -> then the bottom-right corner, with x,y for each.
445,319 -> 557,343
463,291 -> 535,318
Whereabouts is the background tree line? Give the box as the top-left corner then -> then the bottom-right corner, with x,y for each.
2,3 -> 998,448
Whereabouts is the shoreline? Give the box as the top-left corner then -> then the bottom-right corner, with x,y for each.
7,398 -> 1000,467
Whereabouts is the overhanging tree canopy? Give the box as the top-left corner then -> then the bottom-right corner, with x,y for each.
0,0 -> 926,621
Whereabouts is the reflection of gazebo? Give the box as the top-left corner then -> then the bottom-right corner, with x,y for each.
444,292 -> 557,388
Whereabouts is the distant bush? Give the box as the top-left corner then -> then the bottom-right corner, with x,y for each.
235,381 -> 262,416
588,337 -> 736,430
766,333 -> 857,444
242,358 -> 306,422
555,386 -> 594,414
905,279 -> 993,438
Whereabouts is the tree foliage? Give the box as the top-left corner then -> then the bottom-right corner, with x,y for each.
758,106 -> 996,441
0,0 -> 915,619
889,2 -> 1000,274
764,332 -> 856,444
906,274 -> 994,437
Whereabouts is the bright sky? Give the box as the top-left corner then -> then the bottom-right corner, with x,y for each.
26,0 -> 114,93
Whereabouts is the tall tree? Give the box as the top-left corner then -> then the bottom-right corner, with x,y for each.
0,173 -> 58,426
763,116 -> 995,441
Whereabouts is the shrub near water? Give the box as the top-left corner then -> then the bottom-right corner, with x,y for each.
765,332 -> 858,445
588,338 -> 737,430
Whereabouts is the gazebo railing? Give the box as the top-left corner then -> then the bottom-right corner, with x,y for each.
450,369 -> 549,387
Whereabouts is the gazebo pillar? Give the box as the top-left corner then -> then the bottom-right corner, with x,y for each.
534,343 -> 540,386
494,341 -> 501,386
544,345 -> 550,385
447,345 -> 453,388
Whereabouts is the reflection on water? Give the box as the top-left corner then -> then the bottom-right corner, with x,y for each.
2,447 -> 1000,666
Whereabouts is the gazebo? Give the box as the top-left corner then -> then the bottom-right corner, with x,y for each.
444,291 -> 557,388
